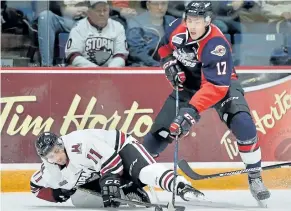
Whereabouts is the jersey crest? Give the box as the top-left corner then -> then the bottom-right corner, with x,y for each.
173,48 -> 198,67
85,37 -> 113,66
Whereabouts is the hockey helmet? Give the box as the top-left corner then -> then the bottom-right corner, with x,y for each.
184,1 -> 212,22
35,132 -> 63,157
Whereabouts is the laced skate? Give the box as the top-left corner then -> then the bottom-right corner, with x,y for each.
176,181 -> 205,201
248,172 -> 271,208
122,184 -> 151,208
126,188 -> 151,204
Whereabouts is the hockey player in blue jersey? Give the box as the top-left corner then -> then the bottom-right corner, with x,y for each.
142,1 -> 270,207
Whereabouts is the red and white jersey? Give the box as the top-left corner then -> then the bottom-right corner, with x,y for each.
30,129 -> 132,202
65,17 -> 128,67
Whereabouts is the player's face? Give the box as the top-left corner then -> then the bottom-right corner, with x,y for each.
185,16 -> 208,40
147,1 -> 168,18
88,3 -> 110,28
45,145 -> 67,165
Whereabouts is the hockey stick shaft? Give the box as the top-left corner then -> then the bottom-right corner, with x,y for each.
78,187 -> 185,210
178,159 -> 291,180
171,88 -> 180,207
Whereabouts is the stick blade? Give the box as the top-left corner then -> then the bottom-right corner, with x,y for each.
166,202 -> 175,211
178,159 -> 204,180
166,202 -> 185,211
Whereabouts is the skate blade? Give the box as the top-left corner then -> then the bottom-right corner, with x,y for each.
183,192 -> 207,202
254,191 -> 270,208
257,199 -> 268,208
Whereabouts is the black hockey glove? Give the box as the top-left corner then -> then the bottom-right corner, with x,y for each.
161,55 -> 186,90
99,174 -> 121,208
52,188 -> 76,203
169,105 -> 200,138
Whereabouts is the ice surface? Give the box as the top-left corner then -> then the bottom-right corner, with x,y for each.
1,190 -> 290,211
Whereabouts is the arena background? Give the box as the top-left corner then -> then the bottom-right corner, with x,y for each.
1,67 -> 291,192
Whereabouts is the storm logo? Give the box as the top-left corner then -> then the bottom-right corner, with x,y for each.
85,37 -> 114,66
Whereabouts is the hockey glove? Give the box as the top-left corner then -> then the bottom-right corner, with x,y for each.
99,174 -> 121,208
170,105 -> 200,138
52,188 -> 76,203
161,55 -> 186,90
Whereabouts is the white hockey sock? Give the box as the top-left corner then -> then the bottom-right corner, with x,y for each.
139,163 -> 174,192
139,163 -> 189,192
239,147 -> 262,167
236,135 -> 262,168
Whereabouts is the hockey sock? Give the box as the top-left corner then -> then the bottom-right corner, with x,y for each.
230,112 -> 261,172
139,163 -> 189,193
139,163 -> 174,192
142,133 -> 169,155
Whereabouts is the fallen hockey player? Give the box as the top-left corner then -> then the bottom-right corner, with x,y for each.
30,129 -> 204,208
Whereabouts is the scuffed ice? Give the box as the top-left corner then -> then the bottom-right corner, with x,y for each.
1,190 -> 291,211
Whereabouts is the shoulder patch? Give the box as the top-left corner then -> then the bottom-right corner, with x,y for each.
211,45 -> 226,57
172,36 -> 183,45
71,143 -> 82,154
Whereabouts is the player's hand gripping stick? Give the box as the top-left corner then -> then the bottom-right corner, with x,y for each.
169,105 -> 200,139
161,56 -> 186,90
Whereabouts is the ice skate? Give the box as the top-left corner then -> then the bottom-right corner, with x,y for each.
248,172 -> 270,208
176,178 -> 205,201
123,184 -> 151,204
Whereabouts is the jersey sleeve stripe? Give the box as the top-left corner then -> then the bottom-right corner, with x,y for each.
35,176 -> 43,183
66,52 -> 82,64
100,153 -> 122,175
33,170 -> 41,178
115,130 -> 128,151
106,161 -> 123,175
113,53 -> 127,60
30,181 -> 41,193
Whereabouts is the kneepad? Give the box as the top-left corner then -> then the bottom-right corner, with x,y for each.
229,112 -> 257,143
222,104 -> 250,128
217,82 -> 251,127
229,112 -> 261,166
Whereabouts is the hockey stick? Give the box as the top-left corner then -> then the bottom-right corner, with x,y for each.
168,88 -> 180,211
78,187 -> 185,211
178,159 -> 291,180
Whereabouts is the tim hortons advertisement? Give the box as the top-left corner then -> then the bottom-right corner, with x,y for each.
1,69 -> 291,163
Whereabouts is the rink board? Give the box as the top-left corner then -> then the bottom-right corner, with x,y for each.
1,163 -> 291,192
1,67 -> 291,193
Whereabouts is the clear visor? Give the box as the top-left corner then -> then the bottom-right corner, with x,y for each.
44,144 -> 65,163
